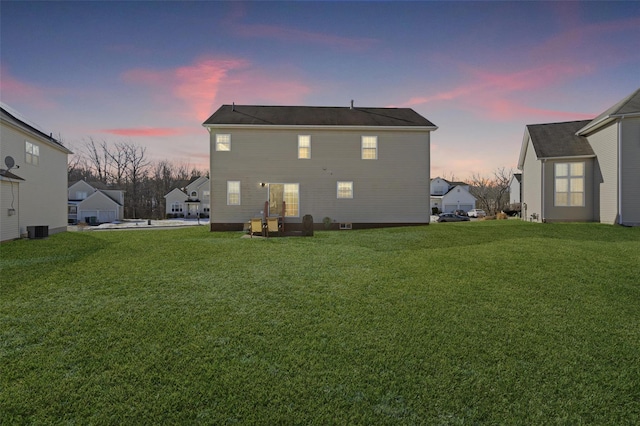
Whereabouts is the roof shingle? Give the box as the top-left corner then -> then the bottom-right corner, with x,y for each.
526,120 -> 595,158
203,105 -> 436,128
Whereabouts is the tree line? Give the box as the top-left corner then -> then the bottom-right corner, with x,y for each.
67,139 -> 207,219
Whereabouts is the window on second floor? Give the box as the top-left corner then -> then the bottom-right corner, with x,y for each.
216,134 -> 231,151
555,162 -> 584,207
298,135 -> 311,159
26,141 -> 40,165
361,136 -> 377,160
190,191 -> 197,198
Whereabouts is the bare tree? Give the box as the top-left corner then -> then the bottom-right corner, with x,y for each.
83,137 -> 112,184
468,167 -> 514,215
123,142 -> 149,218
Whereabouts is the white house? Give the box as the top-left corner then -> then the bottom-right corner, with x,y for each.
430,177 -> 476,214
164,176 -> 210,218
68,180 -> 124,225
509,173 -> 522,206
1,104 -> 72,242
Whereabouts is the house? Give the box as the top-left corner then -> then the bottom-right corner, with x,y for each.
1,104 -> 72,242
429,177 -> 476,214
164,176 -> 210,218
509,173 -> 522,206
202,104 -> 437,231
517,88 -> 640,225
68,180 -> 124,224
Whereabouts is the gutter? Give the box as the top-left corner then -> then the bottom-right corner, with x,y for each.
618,116 -> 624,225
541,159 -> 546,223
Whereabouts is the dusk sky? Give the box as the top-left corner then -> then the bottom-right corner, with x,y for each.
1,1 -> 639,180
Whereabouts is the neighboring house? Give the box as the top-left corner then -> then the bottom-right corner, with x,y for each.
164,176 -> 210,218
1,104 -> 72,242
202,104 -> 437,231
517,88 -> 640,225
68,180 -> 124,224
509,173 -> 522,206
429,177 -> 476,214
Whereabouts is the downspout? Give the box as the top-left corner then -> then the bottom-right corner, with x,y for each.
618,116 -> 624,225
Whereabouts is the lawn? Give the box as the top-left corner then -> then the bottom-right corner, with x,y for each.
1,221 -> 639,424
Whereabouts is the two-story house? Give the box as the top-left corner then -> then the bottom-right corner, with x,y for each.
1,104 -> 72,242
164,176 -> 210,218
203,104 -> 437,231
429,177 -> 476,214
518,88 -> 640,225
68,180 -> 125,225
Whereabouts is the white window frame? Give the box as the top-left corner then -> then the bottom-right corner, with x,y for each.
283,183 -> 300,217
25,141 -> 40,165
361,136 -> 377,160
337,181 -> 353,199
298,135 -> 311,159
227,181 -> 241,205
215,134 -> 231,151
554,162 -> 585,207
171,202 -> 183,213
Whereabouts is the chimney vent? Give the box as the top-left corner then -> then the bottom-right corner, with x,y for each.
350,100 -> 354,110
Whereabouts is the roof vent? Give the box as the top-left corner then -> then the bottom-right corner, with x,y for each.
350,100 -> 354,110
232,102 -> 235,111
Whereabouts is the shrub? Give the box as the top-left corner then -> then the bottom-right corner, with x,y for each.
323,216 -> 332,230
496,212 -> 508,220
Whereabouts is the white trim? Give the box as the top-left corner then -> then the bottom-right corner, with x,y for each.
204,124 -> 437,132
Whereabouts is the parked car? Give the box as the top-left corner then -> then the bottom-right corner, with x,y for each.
467,209 -> 486,218
454,209 -> 467,216
437,213 -> 470,222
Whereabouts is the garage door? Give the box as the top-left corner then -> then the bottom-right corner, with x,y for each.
98,210 -> 116,223
460,204 -> 473,213
444,205 -> 457,213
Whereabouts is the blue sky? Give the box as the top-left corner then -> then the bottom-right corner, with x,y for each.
2,1 -> 639,180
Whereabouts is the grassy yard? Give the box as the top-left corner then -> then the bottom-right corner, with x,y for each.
1,221 -> 639,424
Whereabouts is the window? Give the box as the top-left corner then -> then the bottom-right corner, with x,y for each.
227,181 -> 240,205
75,191 -> 88,200
190,191 -> 197,197
25,141 -> 40,165
216,134 -> 231,151
284,184 -> 299,217
203,190 -> 210,197
171,202 -> 183,212
298,135 -> 311,159
555,162 -> 584,206
337,181 -> 353,199
361,136 -> 377,159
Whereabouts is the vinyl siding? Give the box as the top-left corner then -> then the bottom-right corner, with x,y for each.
1,180 -> 20,241
1,118 -> 70,236
586,122 -> 619,224
209,127 -> 430,225
620,117 -> 640,225
521,138 -> 542,221
543,158 -> 594,222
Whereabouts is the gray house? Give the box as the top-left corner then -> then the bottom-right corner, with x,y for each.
203,104 -> 437,231
517,88 -> 640,225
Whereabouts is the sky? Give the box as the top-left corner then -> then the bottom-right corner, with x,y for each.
1,1 -> 639,181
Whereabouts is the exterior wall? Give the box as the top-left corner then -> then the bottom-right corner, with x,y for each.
521,139 -> 542,222
68,180 -> 96,199
542,158 -> 595,223
586,122 -> 619,224
441,186 -> 476,213
1,179 -> 20,241
430,178 -> 449,196
620,117 -> 640,225
209,127 -> 430,227
164,189 -> 187,216
1,116 -> 70,236
77,192 -> 119,224
509,177 -> 520,205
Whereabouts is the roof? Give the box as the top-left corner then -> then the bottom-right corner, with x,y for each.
0,169 -> 24,181
203,105 -> 437,128
578,88 -> 640,135
526,120 -> 595,159
1,104 -> 73,154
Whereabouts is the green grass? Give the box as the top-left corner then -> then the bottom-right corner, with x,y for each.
1,221 -> 639,424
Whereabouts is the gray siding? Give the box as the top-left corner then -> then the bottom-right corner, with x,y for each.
209,127 -> 430,225
521,139 -> 542,221
620,117 -> 640,225
543,158 -> 594,223
587,122 -> 619,224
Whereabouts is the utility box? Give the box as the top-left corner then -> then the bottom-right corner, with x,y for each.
27,225 -> 48,239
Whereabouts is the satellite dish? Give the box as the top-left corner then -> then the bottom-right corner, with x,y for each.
4,156 -> 15,169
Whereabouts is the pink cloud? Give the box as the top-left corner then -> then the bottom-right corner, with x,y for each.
122,57 -> 312,121
0,67 -> 58,108
100,127 -> 184,137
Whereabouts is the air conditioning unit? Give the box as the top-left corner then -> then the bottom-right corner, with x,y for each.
27,225 -> 48,239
